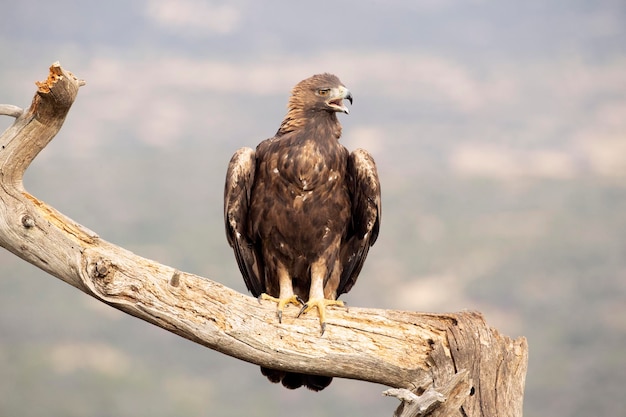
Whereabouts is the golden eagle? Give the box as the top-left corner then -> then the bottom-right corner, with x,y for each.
224,73 -> 381,391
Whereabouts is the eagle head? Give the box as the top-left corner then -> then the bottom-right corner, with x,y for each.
289,73 -> 353,115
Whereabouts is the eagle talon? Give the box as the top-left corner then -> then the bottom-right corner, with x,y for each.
296,303 -> 308,319
259,293 -> 303,324
297,298 -> 344,335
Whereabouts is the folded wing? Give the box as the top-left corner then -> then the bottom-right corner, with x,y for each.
338,148 -> 382,296
224,147 -> 264,297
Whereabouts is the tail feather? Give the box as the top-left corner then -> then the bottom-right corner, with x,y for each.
260,367 -> 332,391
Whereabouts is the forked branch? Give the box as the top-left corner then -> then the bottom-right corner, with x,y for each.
0,63 -> 527,417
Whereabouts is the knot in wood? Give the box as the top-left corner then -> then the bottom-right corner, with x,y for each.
93,259 -> 110,278
21,214 -> 35,228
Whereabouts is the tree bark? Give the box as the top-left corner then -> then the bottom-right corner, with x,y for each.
0,63 -> 528,417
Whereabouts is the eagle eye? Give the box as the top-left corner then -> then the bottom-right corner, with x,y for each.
317,88 -> 330,96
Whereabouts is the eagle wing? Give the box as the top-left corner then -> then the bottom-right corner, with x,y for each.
337,148 -> 382,296
224,147 -> 265,297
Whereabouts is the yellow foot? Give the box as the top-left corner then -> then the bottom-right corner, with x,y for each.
297,298 -> 345,336
258,293 -> 303,323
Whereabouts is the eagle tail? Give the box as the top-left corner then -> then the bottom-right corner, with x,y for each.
260,367 -> 333,391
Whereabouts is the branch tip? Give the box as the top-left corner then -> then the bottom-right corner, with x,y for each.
169,270 -> 181,287
0,104 -> 24,118
384,386 -> 447,417
35,62 -> 85,93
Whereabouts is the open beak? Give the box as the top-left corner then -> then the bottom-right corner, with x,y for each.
328,86 -> 353,114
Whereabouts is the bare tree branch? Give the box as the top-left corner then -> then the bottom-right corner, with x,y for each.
0,104 -> 23,118
0,63 -> 528,417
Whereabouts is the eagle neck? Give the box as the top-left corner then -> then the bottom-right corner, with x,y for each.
277,109 -> 342,140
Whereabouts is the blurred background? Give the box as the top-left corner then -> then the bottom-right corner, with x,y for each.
1,1 -> 625,416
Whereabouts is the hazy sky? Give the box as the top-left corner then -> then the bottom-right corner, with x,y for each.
2,0 -> 625,182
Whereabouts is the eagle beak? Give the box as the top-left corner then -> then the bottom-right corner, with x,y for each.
345,90 -> 353,106
328,86 -> 353,114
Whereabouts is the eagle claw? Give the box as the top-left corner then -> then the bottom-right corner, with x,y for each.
297,298 -> 344,336
259,293 -> 303,324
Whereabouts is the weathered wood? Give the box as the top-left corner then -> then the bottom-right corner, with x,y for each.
0,63 -> 528,416
0,104 -> 23,118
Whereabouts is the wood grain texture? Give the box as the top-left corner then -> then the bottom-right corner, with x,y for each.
0,63 -> 528,417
